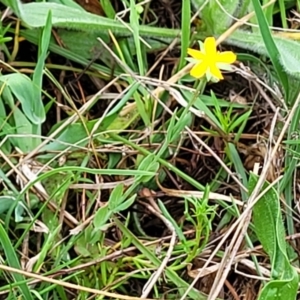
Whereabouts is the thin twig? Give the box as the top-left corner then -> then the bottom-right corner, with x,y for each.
0,264 -> 153,300
139,191 -> 177,298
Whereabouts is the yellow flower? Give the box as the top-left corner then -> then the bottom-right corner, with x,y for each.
187,37 -> 236,80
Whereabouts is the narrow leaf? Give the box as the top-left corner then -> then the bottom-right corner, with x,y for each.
0,224 -> 34,299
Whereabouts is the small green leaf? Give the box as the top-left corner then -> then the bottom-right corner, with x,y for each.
0,86 -> 37,151
137,155 -> 159,183
0,196 -> 24,218
107,153 -> 122,169
196,0 -> 250,34
228,30 -> 300,81
108,184 -> 124,211
93,205 -> 111,231
116,194 -> 136,211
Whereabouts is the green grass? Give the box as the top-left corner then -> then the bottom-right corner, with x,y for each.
0,0 -> 300,299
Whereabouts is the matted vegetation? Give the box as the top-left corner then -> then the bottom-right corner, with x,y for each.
0,0 -> 300,299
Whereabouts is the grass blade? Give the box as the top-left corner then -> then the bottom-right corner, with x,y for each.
251,0 -> 289,99
0,224 -> 34,299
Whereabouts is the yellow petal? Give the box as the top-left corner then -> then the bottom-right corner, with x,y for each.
209,63 -> 223,80
187,48 -> 205,60
190,62 -> 208,78
204,37 -> 217,56
216,51 -> 236,63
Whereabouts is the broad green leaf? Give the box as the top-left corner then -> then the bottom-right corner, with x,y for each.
0,117 -> 14,153
0,87 -> 37,152
22,27 -> 173,63
229,30 -> 300,79
0,196 -> 15,214
0,74 -> 43,124
193,0 -> 251,34
3,0 -> 180,38
258,277 -> 298,300
40,122 -> 91,152
249,173 -> 298,300
55,28 -> 111,60
12,109 -> 35,152
20,28 -> 113,74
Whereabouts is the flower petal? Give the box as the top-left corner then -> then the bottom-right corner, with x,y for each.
209,63 -> 223,80
216,51 -> 236,63
187,48 -> 205,60
204,37 -> 217,56
190,62 -> 208,78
